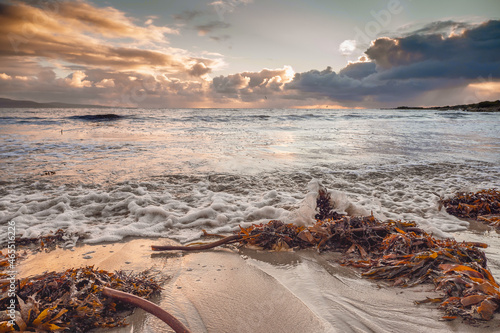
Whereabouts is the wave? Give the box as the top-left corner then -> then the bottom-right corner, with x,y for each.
68,114 -> 124,122
0,116 -> 60,125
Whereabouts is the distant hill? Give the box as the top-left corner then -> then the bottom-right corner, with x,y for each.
395,100 -> 500,112
0,97 -> 111,108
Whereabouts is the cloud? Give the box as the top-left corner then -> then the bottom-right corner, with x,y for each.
65,71 -> 92,88
213,73 -> 250,94
172,7 -> 232,41
57,1 -> 178,40
209,35 -> 231,42
203,19 -> 500,108
0,56 -> 53,78
196,21 -> 230,36
188,62 -> 212,77
0,73 -> 12,80
0,1 -> 218,75
212,66 -> 295,101
0,66 -> 212,107
338,62 -> 376,80
403,20 -> 472,37
36,69 -> 56,82
281,20 -> 500,106
365,20 -> 500,73
0,1 -> 498,109
285,67 -> 370,102
0,0 -> 227,106
95,78 -> 115,88
339,40 -> 357,56
209,0 -> 254,16
173,10 -> 204,22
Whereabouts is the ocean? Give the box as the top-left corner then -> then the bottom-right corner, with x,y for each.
2,107 -> 500,331
1,107 -> 499,255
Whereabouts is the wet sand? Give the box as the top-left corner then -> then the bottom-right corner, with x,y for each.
18,235 -> 500,333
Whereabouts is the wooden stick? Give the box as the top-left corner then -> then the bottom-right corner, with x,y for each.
102,287 -> 191,333
151,235 -> 242,251
151,225 -> 426,252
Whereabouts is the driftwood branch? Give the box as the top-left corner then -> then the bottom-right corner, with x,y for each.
151,227 -> 428,252
151,235 -> 242,252
102,287 -> 191,333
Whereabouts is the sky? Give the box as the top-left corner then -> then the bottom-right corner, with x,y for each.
0,0 -> 499,108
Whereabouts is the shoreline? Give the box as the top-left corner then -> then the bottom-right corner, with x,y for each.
14,229 -> 500,333
392,99 -> 500,112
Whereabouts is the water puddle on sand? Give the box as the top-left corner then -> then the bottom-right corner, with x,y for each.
239,249 -> 500,333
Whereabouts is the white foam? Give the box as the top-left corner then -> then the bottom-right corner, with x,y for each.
1,161 -> 498,246
284,179 -> 321,226
328,189 -> 370,217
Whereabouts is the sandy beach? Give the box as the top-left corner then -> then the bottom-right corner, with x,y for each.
16,234 -> 500,333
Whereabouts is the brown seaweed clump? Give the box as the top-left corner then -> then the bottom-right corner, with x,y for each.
14,229 -> 80,251
0,266 -> 162,332
343,228 -> 498,322
237,218 -> 499,323
440,189 -> 500,227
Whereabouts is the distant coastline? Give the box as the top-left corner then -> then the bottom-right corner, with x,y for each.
1,96 -> 499,111
394,100 -> 500,112
0,97 -> 111,109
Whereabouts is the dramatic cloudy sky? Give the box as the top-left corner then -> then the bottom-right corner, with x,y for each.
0,0 -> 499,108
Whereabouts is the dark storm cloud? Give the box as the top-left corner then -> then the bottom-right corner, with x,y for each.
338,62 -> 377,80
285,68 -> 364,101
286,67 -> 450,103
366,20 -> 500,71
282,20 -> 500,105
405,20 -> 472,37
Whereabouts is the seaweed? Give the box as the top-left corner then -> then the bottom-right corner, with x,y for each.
0,266 -> 162,332
14,229 -> 80,251
440,189 -> 500,227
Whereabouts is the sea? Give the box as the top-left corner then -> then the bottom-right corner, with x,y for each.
1,108 -> 499,258
1,107 -> 500,331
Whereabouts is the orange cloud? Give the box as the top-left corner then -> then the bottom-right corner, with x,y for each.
57,1 -> 178,40
65,71 -> 92,88
0,73 -> 12,80
0,1 -> 217,75
95,79 -> 115,88
0,1 -> 226,106
212,66 -> 295,101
